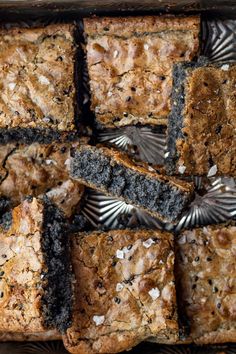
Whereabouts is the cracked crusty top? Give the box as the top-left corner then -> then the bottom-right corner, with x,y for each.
64,229 -> 178,354
174,64 -> 236,176
0,141 -> 83,215
84,15 -> 200,128
0,24 -> 76,131
176,223 -> 236,344
0,198 -> 47,333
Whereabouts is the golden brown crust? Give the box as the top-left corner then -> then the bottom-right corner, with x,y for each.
0,24 -> 76,131
176,64 -> 236,176
44,179 -> 84,218
63,229 -> 178,354
0,141 -> 83,211
84,15 -> 200,127
84,15 -> 200,38
0,198 -> 46,332
176,223 -> 236,344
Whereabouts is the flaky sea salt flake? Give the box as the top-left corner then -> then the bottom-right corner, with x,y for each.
113,50 -> 119,58
178,165 -> 186,174
207,165 -> 217,177
116,283 -> 124,292
221,64 -> 229,71
116,249 -> 125,259
148,287 -> 160,300
93,315 -> 105,326
143,238 -> 155,249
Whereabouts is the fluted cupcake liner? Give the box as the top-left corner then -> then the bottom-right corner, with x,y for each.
80,188 -> 165,230
81,177 -> 236,232
1,341 -> 236,354
0,341 -> 67,354
97,126 -> 166,166
175,177 -> 236,232
202,18 -> 236,63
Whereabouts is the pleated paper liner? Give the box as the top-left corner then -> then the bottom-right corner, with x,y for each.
202,18 -> 236,63
0,340 -> 67,354
175,176 -> 236,232
97,126 -> 166,166
80,188 -> 165,230
131,343 -> 236,354
80,177 -> 236,232
2,341 -> 236,354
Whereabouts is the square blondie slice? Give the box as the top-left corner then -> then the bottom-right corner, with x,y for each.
167,61 -> 236,176
0,197 -> 72,333
63,229 -> 178,354
70,144 -> 193,223
0,141 -> 84,215
84,15 -> 200,128
0,24 -> 77,142
176,223 -> 236,344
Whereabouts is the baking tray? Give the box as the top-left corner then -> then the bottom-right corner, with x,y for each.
0,1 -> 235,354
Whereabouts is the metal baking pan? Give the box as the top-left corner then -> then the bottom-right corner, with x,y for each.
0,1 -> 235,353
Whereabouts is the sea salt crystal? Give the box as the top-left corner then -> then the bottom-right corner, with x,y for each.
165,152 -> 170,158
143,238 -> 155,249
43,117 -> 51,123
144,43 -> 149,50
64,159 -> 70,168
39,75 -> 50,85
107,91 -> 113,97
207,164 -> 217,177
93,315 -> 105,326
221,64 -> 229,71
113,50 -> 119,58
8,82 -> 16,90
203,227 -> 210,236
116,249 -> 125,259
116,283 -> 124,292
178,165 -> 186,174
148,166 -> 155,172
148,287 -> 160,300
